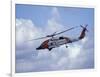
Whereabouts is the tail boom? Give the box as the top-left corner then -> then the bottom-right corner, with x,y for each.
79,28 -> 87,40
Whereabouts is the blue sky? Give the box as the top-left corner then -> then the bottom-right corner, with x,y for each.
15,4 -> 94,73
16,4 -> 94,28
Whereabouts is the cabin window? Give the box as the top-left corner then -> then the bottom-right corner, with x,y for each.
50,42 -> 53,45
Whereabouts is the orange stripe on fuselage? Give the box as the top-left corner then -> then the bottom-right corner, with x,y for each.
41,40 -> 49,49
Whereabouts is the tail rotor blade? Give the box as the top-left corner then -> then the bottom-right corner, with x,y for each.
80,24 -> 88,32
80,25 -> 84,28
80,24 -> 88,28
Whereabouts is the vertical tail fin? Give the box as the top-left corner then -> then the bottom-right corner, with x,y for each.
79,25 -> 88,40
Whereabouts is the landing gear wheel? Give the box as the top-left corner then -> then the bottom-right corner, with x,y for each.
66,46 -> 68,48
48,48 -> 52,51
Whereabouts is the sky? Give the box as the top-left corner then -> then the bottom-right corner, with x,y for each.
15,4 -> 94,73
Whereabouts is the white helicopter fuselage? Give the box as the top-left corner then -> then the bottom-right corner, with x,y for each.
48,37 -> 80,49
48,37 -> 69,49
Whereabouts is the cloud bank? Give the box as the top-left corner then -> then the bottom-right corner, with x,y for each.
15,8 -> 94,73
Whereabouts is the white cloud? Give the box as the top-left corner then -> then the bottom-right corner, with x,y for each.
16,59 -> 36,73
16,8 -> 93,73
51,7 -> 60,21
68,44 -> 82,58
44,7 -> 65,34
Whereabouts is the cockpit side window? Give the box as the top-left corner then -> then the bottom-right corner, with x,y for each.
59,37 -> 64,39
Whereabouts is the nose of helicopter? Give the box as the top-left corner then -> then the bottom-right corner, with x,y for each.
36,46 -> 43,50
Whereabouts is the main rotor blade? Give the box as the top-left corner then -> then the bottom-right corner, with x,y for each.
26,26 -> 79,41
27,36 -> 47,41
54,26 -> 79,35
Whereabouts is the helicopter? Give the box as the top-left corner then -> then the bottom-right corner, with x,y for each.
28,25 -> 88,51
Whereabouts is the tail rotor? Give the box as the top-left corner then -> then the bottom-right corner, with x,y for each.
79,24 -> 88,40
80,24 -> 88,32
